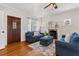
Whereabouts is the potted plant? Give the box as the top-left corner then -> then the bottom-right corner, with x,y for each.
45,32 -> 49,36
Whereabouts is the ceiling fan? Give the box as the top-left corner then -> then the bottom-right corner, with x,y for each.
44,3 -> 58,9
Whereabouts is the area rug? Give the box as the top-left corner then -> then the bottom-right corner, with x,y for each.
28,41 -> 55,56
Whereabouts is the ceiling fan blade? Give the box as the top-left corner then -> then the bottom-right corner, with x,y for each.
44,3 -> 51,9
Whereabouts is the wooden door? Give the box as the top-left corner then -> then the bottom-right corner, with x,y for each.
7,16 -> 21,44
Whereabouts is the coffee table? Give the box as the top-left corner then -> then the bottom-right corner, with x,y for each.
40,36 -> 53,46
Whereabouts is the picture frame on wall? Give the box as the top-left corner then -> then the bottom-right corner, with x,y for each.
63,18 -> 71,26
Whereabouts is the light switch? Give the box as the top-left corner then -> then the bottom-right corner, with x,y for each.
2,31 -> 5,33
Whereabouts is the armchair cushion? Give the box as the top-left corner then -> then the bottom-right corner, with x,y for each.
70,32 -> 79,43
73,36 -> 79,42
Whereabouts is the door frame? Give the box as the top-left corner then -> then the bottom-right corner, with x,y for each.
7,15 -> 21,44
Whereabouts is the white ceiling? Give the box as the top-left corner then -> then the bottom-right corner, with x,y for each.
1,3 -> 79,17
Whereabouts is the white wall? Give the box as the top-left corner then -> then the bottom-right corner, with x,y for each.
0,4 -> 29,48
0,11 -> 6,49
46,7 -> 79,42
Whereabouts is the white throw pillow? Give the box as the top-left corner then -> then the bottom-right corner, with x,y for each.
65,33 -> 71,43
34,32 -> 40,36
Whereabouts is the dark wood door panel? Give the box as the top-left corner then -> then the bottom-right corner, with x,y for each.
7,16 -> 21,44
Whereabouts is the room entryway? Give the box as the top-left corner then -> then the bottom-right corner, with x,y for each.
7,16 -> 21,44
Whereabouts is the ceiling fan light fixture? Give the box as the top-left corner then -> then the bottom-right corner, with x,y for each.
53,3 -> 58,9
54,5 -> 58,9
53,4 -> 56,7
50,4 -> 53,6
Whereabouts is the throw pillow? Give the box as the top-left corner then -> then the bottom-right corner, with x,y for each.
65,33 -> 71,43
34,31 -> 40,36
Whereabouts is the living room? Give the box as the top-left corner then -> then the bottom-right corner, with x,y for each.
0,3 -> 79,56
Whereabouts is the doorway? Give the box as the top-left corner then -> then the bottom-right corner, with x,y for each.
7,16 -> 21,44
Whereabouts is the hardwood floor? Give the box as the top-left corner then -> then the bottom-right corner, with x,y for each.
0,41 -> 55,56
0,42 -> 33,56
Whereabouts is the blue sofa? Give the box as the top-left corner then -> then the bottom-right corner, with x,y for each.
56,32 -> 79,56
25,32 -> 45,43
56,41 -> 79,56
